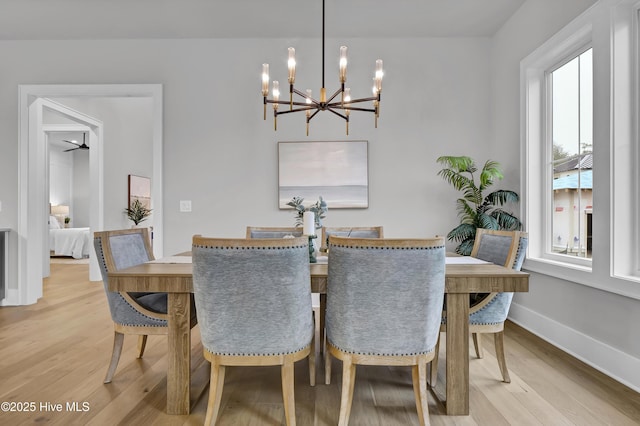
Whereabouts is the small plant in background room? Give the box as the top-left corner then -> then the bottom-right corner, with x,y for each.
437,155 -> 522,255
124,199 -> 152,226
64,217 -> 71,228
286,196 -> 328,228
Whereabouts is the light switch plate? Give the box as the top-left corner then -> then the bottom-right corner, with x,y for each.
179,200 -> 192,212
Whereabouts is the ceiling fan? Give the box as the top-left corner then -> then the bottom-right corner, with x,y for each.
62,133 -> 89,152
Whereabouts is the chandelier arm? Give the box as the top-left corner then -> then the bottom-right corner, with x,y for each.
291,87 -> 319,105
276,106 -> 319,116
266,99 -> 315,107
327,95 -> 380,106
333,106 -> 377,113
308,109 -> 322,121
326,107 -> 348,121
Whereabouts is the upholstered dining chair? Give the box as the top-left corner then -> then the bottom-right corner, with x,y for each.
246,226 -> 303,239
320,226 -> 383,251
325,236 -> 445,426
430,229 -> 528,386
192,236 -> 315,426
94,228 -> 197,384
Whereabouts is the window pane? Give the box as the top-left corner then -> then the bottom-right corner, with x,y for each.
550,49 -> 593,259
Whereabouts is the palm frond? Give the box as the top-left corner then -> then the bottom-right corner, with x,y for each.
479,160 -> 503,190
490,209 -> 522,230
485,190 -> 519,206
436,156 -> 476,173
455,238 -> 476,256
447,223 -> 477,243
455,199 -> 476,223
462,185 -> 482,206
477,213 -> 499,230
437,168 -> 474,191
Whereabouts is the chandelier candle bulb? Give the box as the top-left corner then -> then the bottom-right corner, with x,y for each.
287,48 -> 296,83
262,64 -> 270,96
303,211 -> 315,236
375,59 -> 384,92
262,63 -> 270,119
273,80 -> 280,130
288,47 -> 296,109
339,46 -> 348,83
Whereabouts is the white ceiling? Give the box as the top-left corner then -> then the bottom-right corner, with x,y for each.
0,0 -> 525,40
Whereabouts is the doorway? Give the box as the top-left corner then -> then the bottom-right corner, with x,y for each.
12,84 -> 163,306
45,124 -> 93,278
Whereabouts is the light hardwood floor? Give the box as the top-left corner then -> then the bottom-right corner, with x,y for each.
1,263 -> 639,425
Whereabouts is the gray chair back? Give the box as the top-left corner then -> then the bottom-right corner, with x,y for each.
94,228 -> 166,327
326,236 -> 445,356
192,236 -> 314,356
469,234 -> 528,325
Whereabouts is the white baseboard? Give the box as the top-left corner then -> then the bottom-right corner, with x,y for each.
509,302 -> 640,393
0,288 -> 19,306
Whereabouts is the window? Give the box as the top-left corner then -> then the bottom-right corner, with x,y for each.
549,49 -> 593,261
521,0 -> 640,299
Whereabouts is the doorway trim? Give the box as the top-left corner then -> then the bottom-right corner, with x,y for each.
13,84 -> 163,306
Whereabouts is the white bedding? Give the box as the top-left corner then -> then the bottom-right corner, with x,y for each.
49,227 -> 91,259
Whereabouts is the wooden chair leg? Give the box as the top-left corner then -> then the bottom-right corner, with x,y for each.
204,362 -> 226,426
136,335 -> 147,358
325,346 -> 332,385
412,362 -> 430,426
309,337 -> 316,387
429,332 -> 440,387
338,355 -> 356,426
281,356 -> 297,426
494,331 -> 511,383
104,331 -> 124,384
473,332 -> 483,358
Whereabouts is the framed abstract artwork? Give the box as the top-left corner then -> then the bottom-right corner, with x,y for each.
128,174 -> 151,209
278,140 -> 368,209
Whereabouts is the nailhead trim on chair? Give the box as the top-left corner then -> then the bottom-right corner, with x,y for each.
329,244 -> 445,250
192,244 -> 308,250
328,342 -> 436,357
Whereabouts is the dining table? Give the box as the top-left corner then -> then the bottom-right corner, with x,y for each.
108,254 -> 529,416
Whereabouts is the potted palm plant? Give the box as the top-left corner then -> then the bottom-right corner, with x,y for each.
437,155 -> 522,255
124,199 -> 152,226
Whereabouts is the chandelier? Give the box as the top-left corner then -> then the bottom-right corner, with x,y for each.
261,0 -> 383,136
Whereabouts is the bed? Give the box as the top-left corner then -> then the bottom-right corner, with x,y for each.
49,215 -> 91,259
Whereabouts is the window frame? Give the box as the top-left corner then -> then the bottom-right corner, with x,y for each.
520,0 -> 640,300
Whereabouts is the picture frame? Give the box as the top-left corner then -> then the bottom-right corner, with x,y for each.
128,174 -> 151,209
278,140 -> 369,209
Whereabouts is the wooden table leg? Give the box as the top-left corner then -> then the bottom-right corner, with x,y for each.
167,292 -> 191,415
445,292 -> 469,415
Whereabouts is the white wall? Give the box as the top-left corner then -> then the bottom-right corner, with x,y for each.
491,0 -> 640,391
72,150 -> 90,228
0,36 -> 491,264
48,147 -> 73,211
